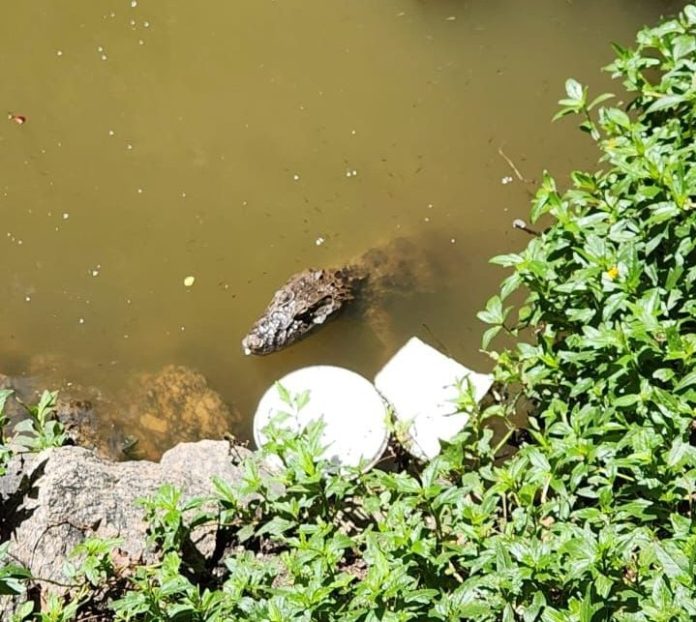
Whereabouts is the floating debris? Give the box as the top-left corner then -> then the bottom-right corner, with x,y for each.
501,176 -> 513,185
315,237 -> 325,246
512,219 -> 540,237
184,276 -> 195,287
8,113 -> 26,126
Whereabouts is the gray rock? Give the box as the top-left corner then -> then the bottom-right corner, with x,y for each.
1,440 -> 251,605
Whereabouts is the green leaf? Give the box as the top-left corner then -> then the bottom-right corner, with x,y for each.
0,390 -> 12,415
675,370 -> 696,391
477,295 -> 506,325
646,94 -> 687,113
685,5 -> 696,24
490,253 -> 523,267
667,440 -> 696,468
482,325 -> 502,350
653,542 -> 689,580
603,107 -> 630,128
275,382 -> 291,406
565,78 -> 584,102
295,389 -> 311,411
614,394 -> 641,407
588,92 -> 615,110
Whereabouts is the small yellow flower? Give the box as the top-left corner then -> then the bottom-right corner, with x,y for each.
606,266 -> 619,280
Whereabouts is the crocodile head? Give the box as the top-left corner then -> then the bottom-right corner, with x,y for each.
242,267 -> 364,355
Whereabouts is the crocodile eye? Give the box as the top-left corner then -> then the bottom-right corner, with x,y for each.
275,289 -> 294,305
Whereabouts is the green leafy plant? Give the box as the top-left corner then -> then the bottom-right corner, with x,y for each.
0,543 -> 31,598
138,484 -> 207,555
66,536 -> 123,588
13,390 -> 66,452
33,593 -> 80,622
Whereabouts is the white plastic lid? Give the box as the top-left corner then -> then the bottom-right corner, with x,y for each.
253,365 -> 389,471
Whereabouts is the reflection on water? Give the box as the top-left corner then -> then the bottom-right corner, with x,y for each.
0,0 -> 686,458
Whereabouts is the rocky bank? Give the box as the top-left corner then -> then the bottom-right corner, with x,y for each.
0,364 -> 248,615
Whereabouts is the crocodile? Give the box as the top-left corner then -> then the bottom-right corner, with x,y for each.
241,237 -> 432,356
242,266 -> 366,355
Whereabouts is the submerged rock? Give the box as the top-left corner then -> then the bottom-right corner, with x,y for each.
1,363 -> 240,461
121,365 -> 240,459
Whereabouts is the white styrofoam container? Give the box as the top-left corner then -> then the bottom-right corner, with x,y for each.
375,337 -> 493,460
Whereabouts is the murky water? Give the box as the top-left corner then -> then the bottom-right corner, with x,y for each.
0,0 -> 685,458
